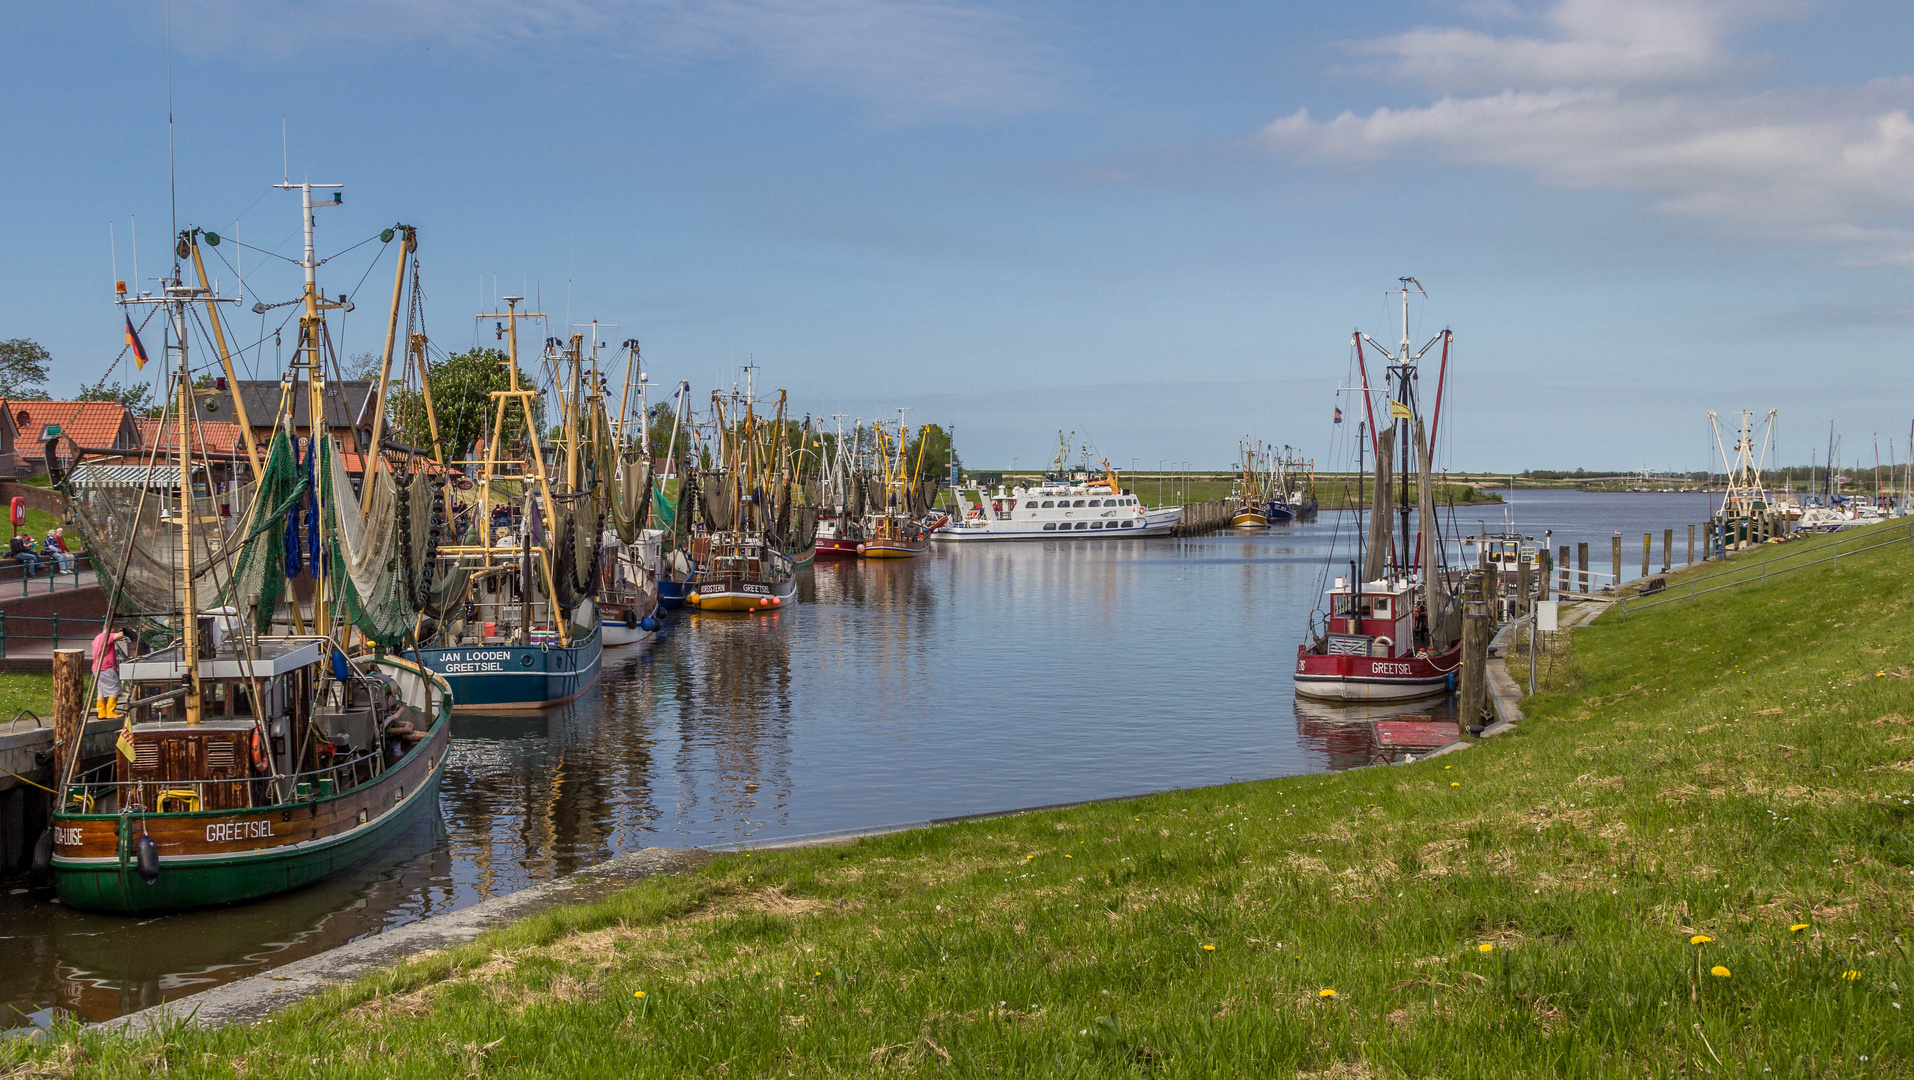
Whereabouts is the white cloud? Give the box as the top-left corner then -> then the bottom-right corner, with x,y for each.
1266,0 -> 1914,258
174,0 -> 1061,118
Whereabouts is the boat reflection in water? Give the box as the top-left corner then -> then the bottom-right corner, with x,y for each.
1292,694 -> 1462,771
4,816 -> 451,1025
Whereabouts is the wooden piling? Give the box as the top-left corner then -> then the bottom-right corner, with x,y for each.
1611,534 -> 1621,591
1662,528 -> 1673,572
1577,543 -> 1588,594
1687,524 -> 1695,566
1537,550 -> 1549,602
1459,598 -> 1492,729
1641,533 -> 1651,580
1558,545 -> 1569,597
1516,552 -> 1532,615
51,648 -> 86,790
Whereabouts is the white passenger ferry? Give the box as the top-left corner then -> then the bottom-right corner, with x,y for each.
933,475 -> 1182,542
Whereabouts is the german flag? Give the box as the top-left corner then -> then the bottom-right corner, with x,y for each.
124,313 -> 149,370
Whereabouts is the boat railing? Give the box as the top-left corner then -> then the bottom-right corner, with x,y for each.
60,739 -> 401,815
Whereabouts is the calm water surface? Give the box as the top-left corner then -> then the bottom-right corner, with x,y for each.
0,490 -> 1712,1023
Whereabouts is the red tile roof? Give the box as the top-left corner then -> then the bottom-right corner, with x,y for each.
137,419 -> 250,458
2,400 -> 139,463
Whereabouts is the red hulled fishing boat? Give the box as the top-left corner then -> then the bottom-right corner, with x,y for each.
1295,277 -> 1463,703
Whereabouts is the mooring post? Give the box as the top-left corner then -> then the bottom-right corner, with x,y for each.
1577,543 -> 1588,594
1662,528 -> 1672,572
1558,545 -> 1569,597
1516,552 -> 1531,616
1460,598 -> 1492,731
1687,524 -> 1695,567
1611,534 -> 1621,591
51,647 -> 85,792
1641,533 -> 1650,580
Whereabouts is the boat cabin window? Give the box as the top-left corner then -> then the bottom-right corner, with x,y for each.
1091,521 -> 1103,529
1042,522 -> 1057,530
1073,499 -> 1086,507
1042,500 -> 1055,508
1373,598 -> 1390,615
1120,520 -> 1133,528
1088,499 -> 1101,507
1075,522 -> 1089,530
1332,594 -> 1377,618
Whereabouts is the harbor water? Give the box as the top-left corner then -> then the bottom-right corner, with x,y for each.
0,490 -> 1714,1025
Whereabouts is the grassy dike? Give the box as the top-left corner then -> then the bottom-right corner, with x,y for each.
16,529 -> 1914,1078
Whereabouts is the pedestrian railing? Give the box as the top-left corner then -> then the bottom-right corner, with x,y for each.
1617,519 -> 1914,621
0,613 -> 95,657
0,554 -> 96,597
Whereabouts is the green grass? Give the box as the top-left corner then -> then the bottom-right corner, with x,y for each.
0,672 -> 54,722
15,524 -> 1914,1078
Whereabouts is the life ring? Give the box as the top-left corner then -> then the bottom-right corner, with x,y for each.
250,727 -> 270,773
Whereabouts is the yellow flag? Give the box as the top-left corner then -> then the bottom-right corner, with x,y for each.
1388,400 -> 1412,420
116,717 -> 135,762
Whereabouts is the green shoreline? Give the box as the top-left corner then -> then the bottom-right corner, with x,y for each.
14,523 -> 1914,1077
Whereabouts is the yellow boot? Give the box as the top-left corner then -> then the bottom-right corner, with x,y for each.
98,696 -> 116,720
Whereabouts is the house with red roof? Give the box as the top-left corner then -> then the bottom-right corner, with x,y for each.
3,400 -> 140,476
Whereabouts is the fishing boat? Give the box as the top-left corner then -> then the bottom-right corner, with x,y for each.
49,194 -> 452,912
1268,447 -> 1318,522
858,416 -> 933,558
811,417 -> 870,560
598,338 -> 664,646
411,298 -> 604,709
1295,278 -> 1463,702
684,386 -> 800,612
1230,441 -> 1271,528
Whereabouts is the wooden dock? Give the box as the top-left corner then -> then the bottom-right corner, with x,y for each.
1171,500 -> 1233,537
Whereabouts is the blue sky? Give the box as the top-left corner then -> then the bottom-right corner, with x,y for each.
6,0 -> 1914,473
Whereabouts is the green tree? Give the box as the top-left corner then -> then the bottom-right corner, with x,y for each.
78,380 -> 155,415
391,348 -> 541,462
904,423 -> 959,482
0,339 -> 52,401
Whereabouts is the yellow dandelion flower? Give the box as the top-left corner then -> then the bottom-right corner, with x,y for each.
1790,923 -> 1809,933
1711,966 -> 1731,978
815,971 -> 821,976
1690,935 -> 1712,945
1478,943 -> 1494,953
1843,970 -> 1862,980
1444,765 -> 1452,770
1319,988 -> 1337,998
1203,944 -> 1216,952
1451,782 -> 1460,787
634,990 -> 646,998
1065,854 -> 1073,858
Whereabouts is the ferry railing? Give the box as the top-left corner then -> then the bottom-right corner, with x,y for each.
1617,519 -> 1914,621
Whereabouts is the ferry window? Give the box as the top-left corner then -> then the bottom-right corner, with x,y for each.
1073,500 -> 1086,507
1042,522 -> 1057,530
1043,500 -> 1055,508
1090,521 -> 1103,529
1120,520 -> 1133,528
1076,521 -> 1089,530
1088,499 -> 1101,507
